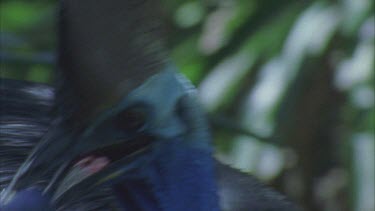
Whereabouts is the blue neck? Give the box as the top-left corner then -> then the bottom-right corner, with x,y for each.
113,139 -> 220,211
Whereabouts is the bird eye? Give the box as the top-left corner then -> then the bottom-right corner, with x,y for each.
115,106 -> 147,132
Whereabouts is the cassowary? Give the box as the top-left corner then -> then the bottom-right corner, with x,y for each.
0,0 -> 299,210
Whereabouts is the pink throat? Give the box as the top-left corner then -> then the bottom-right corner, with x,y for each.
74,155 -> 111,175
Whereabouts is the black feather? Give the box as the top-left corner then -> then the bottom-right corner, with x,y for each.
216,161 -> 300,211
0,79 -> 117,210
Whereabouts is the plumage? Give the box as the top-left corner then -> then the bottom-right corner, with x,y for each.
0,0 -> 299,210
0,79 -> 298,210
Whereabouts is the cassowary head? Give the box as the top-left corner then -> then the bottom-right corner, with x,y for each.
1,0 -> 219,210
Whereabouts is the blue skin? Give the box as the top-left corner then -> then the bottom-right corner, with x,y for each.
1,71 -> 220,211
1,188 -> 53,211
113,139 -> 219,211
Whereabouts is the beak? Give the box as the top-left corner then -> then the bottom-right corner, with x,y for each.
1,70 -> 190,207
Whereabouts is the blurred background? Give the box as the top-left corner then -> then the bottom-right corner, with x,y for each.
0,0 -> 374,210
